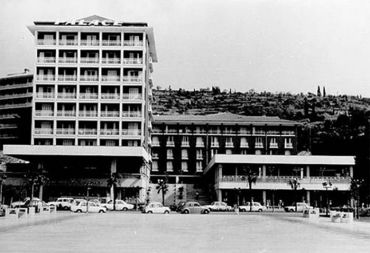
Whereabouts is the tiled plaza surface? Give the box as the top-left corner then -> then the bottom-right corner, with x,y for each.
1,212 -> 370,253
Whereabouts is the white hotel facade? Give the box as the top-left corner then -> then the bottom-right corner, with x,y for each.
4,16 -> 157,201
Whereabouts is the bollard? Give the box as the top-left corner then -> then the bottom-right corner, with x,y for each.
5,208 -> 19,219
341,212 -> 354,223
49,205 -> 57,214
330,211 -> 341,223
303,208 -> 319,221
28,207 -> 36,216
40,206 -> 51,215
18,208 -> 28,218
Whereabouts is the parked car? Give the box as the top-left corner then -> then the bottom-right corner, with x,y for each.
10,197 -> 41,208
71,200 -> 106,213
239,202 -> 267,212
179,201 -> 210,214
205,201 -> 233,212
48,197 -> 74,210
143,202 -> 170,214
284,202 -> 311,212
102,200 -> 134,211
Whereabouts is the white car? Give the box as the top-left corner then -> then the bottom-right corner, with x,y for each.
239,202 -> 267,212
143,202 -> 170,214
103,200 -> 134,211
284,202 -> 311,212
71,201 -> 106,213
206,201 -> 233,212
48,197 -> 74,210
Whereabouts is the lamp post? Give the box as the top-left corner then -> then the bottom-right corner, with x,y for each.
241,168 -> 257,212
288,177 -> 300,212
322,180 -> 332,216
234,187 -> 241,206
86,181 -> 93,213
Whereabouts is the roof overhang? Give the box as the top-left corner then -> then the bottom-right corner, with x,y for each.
204,154 -> 355,174
3,145 -> 151,163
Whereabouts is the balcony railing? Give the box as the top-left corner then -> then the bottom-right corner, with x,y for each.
102,76 -> 120,82
270,143 -> 278,149
56,129 -> 75,135
282,131 -> 295,136
35,111 -> 53,117
37,57 -> 56,63
59,40 -> 78,46
181,142 -> 190,147
57,111 -> 76,117
123,76 -> 142,83
211,143 -> 219,148
253,131 -> 265,135
240,143 -> 249,148
196,142 -> 205,148
78,129 -> 97,135
285,143 -> 293,149
79,111 -> 98,117
225,142 -> 234,148
100,111 -> 119,117
167,155 -> 174,159
80,76 -> 98,81
101,58 -> 121,64
166,141 -> 175,147
122,111 -> 141,117
37,39 -> 56,45
255,143 -> 264,149
36,75 -> 55,81
182,155 -> 188,160
57,93 -> 76,99
58,75 -> 77,81
267,131 -> 280,135
59,58 -> 77,64
102,40 -> 121,46
80,93 -> 98,99
100,129 -> 119,135
123,58 -> 143,64
220,175 -> 351,184
196,155 -> 203,160
123,40 -> 143,47
152,142 -> 160,147
36,93 -> 54,98
122,129 -> 141,135
122,94 -> 142,100
34,128 -> 53,134
80,57 -> 99,64
101,93 -> 120,99
80,40 -> 99,46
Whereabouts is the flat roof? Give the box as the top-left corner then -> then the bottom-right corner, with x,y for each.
3,145 -> 151,162
153,113 -> 299,126
204,154 -> 355,174
0,72 -> 33,81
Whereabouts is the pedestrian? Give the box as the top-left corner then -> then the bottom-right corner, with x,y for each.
234,204 -> 239,215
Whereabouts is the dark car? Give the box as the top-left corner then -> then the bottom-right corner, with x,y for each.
170,201 -> 186,212
179,201 -> 210,214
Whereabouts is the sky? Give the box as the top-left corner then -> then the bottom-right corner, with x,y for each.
1,0 -> 370,96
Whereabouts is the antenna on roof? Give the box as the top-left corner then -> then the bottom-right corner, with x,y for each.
24,68 -> 30,73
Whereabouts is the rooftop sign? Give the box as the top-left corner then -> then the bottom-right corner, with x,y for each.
55,19 -> 124,26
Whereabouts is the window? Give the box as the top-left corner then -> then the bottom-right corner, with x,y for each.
211,137 -> 219,147
270,138 -> 278,149
181,162 -> 188,172
181,149 -> 188,159
196,137 -> 204,147
255,137 -> 263,148
196,149 -> 203,159
152,161 -> 158,172
196,161 -> 203,172
240,137 -> 249,148
167,149 -> 173,159
166,161 -> 173,172
152,136 -> 160,146
181,136 -> 189,146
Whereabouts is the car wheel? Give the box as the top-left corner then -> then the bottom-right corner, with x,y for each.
64,206 -> 69,210
203,209 -> 210,214
76,209 -> 82,213
99,210 -> 105,213
164,210 -> 170,214
241,208 -> 246,212
258,209 -> 263,212
147,211 -> 153,214
183,210 -> 189,214
122,207 -> 128,211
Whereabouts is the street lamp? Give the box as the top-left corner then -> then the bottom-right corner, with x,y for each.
85,181 -> 93,213
234,187 -> 241,206
288,177 -> 300,212
322,180 -> 332,216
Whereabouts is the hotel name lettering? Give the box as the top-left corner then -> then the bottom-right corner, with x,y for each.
55,20 -> 125,26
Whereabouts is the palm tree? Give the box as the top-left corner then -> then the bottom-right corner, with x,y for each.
288,177 -> 300,212
156,178 -> 168,206
350,178 -> 364,219
242,168 -> 258,212
107,173 -> 119,211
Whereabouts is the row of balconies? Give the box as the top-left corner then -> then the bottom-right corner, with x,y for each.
35,110 -> 142,118
37,57 -> 144,65
37,39 -> 144,47
0,82 -> 33,91
153,129 -> 296,136
34,128 -> 141,136
36,75 -> 143,83
152,141 -> 293,149
220,175 -> 350,184
36,92 -> 142,100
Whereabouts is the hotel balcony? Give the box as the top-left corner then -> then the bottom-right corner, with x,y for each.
58,75 -> 77,82
80,76 -> 98,82
182,155 -> 189,160
225,142 -> 234,148
239,130 -> 251,135
240,142 -> 249,148
100,129 -> 119,135
196,142 -> 205,148
37,57 -> 56,64
34,128 -> 53,134
123,76 -> 142,83
56,129 -> 75,135
122,111 -> 141,118
122,58 -> 143,65
166,141 -> 175,147
285,143 -> 293,149
35,111 -> 53,117
80,40 -> 99,46
59,40 -> 78,46
270,143 -> 278,149
152,142 -> 160,147
57,93 -> 76,99
211,142 -> 219,148
282,131 -> 295,136
122,129 -> 141,135
78,129 -> 97,135
101,76 -> 120,82
101,58 -> 121,64
57,111 -> 76,117
209,130 -> 221,135
80,57 -> 99,64
37,39 -> 56,45
181,141 -> 190,147
36,75 -> 55,81
102,40 -> 121,46
36,92 -> 54,99
122,93 -> 142,100
80,93 -> 98,99
255,143 -> 264,149
196,155 -> 203,160
79,111 -> 98,117
267,131 -> 280,136
101,93 -> 120,100
59,58 -> 78,64
123,40 -> 143,47
152,154 -> 159,159
167,155 -> 174,159
253,130 -> 265,135
100,111 -> 119,117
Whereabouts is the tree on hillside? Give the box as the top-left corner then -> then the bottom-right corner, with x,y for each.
323,86 -> 326,97
317,86 -> 321,97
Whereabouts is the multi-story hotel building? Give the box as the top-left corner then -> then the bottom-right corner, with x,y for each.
0,71 -> 33,149
4,15 -> 157,202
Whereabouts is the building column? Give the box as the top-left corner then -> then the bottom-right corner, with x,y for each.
235,166 -> 238,176
217,164 -> 223,181
262,190 -> 267,205
110,159 -> 117,199
349,166 -> 353,178
300,168 -> 304,179
216,189 -> 222,202
306,166 -> 310,178
306,191 -> 311,205
262,165 -> 266,178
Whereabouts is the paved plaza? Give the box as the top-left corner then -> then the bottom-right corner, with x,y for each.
1,212 -> 370,253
